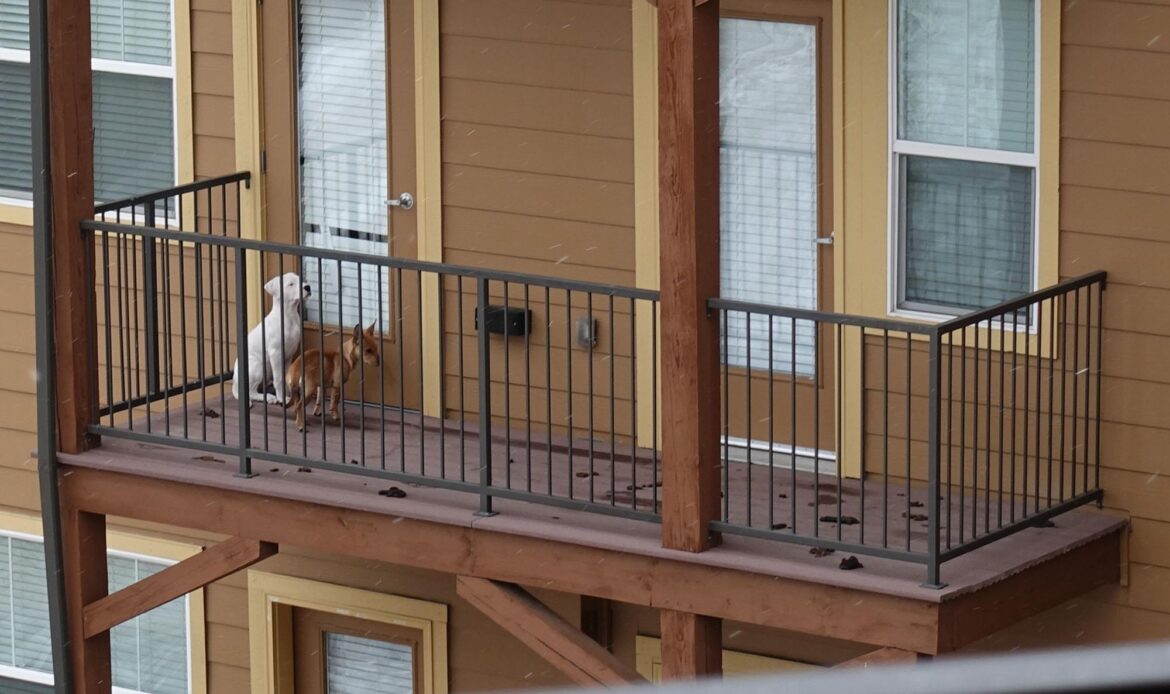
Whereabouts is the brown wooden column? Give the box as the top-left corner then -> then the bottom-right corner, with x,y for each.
657,0 -> 721,553
660,609 -> 722,680
47,0 -> 98,454
657,0 -> 723,678
61,505 -> 110,692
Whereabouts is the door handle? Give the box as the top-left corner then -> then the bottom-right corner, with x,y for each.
383,192 -> 415,210
814,232 -> 834,246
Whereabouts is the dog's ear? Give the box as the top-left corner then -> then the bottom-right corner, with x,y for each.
351,323 -> 362,343
365,322 -> 376,336
262,275 -> 282,297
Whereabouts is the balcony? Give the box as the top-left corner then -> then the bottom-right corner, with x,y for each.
65,174 -> 1121,621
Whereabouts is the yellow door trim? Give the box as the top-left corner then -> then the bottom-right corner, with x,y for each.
247,570 -> 449,694
414,0 -> 444,417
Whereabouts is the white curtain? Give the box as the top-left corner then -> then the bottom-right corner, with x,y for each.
719,18 -> 819,376
298,0 -> 391,332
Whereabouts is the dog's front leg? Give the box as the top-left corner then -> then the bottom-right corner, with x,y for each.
265,350 -> 286,405
329,387 -> 341,422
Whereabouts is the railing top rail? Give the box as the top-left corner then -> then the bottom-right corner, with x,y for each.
707,296 -> 936,334
82,218 -> 661,301
937,271 -> 1108,333
93,171 -> 252,214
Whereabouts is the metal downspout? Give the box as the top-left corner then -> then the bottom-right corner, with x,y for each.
30,0 -> 75,688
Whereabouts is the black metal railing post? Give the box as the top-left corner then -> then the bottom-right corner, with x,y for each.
476,276 -> 496,516
925,328 -> 945,588
234,246 -> 254,477
142,200 -> 161,396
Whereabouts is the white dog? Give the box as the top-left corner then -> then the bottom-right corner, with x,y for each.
232,273 -> 311,404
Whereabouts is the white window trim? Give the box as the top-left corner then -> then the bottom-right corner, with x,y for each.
0,527 -> 198,694
886,0 -> 1043,321
0,1 -> 180,208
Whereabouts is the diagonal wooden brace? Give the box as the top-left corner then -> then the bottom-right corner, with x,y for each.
456,576 -> 644,687
83,536 -> 277,639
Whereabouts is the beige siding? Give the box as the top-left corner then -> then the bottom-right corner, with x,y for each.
439,0 -> 636,285
964,0 -> 1170,649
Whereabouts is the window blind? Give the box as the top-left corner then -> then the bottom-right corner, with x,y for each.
0,0 -> 175,202
298,0 -> 390,331
325,632 -> 414,694
0,535 -> 189,694
897,0 -> 1035,154
0,61 -> 31,200
0,0 -> 27,50
92,0 -> 172,66
94,71 -> 176,202
719,18 -> 818,376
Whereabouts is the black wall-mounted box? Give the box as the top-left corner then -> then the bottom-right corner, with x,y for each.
475,305 -> 532,336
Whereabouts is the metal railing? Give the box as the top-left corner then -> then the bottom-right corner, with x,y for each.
81,175 -> 1106,586
709,272 -> 1107,585
84,188 -> 662,522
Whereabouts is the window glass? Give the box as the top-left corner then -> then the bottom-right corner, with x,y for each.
325,632 -> 414,694
897,0 -> 1035,153
902,156 -> 1033,311
719,17 -> 818,375
297,0 -> 391,331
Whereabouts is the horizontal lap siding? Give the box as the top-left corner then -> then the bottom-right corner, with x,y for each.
439,0 -> 635,277
191,0 -> 235,178
438,0 -> 638,442
966,0 -> 1170,650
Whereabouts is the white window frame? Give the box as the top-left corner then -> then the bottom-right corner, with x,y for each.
0,0 -> 179,207
887,0 -> 1042,322
0,529 -> 196,694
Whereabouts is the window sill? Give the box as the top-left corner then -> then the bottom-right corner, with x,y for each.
0,201 -> 33,227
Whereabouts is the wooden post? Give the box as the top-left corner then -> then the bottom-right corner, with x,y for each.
660,609 -> 722,680
47,0 -> 98,454
61,506 -> 110,693
657,0 -> 721,553
657,0 -> 724,677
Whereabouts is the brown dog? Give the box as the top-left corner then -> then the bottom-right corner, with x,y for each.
285,323 -> 380,431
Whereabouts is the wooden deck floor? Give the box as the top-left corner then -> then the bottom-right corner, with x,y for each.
79,392 -> 1125,600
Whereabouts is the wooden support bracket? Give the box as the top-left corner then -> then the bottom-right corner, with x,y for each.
83,537 -> 276,639
456,576 -> 644,687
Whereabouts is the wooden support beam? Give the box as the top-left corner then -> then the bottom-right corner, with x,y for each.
835,647 -> 921,668
660,609 -> 722,680
57,465 -> 1129,654
456,576 -> 644,687
83,537 -> 276,639
62,506 -> 110,693
47,0 -> 99,454
657,0 -> 721,553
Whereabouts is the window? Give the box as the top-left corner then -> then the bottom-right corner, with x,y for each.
719,17 -> 820,375
0,0 -> 177,204
296,0 -> 390,331
0,533 -> 193,694
892,0 -> 1038,315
